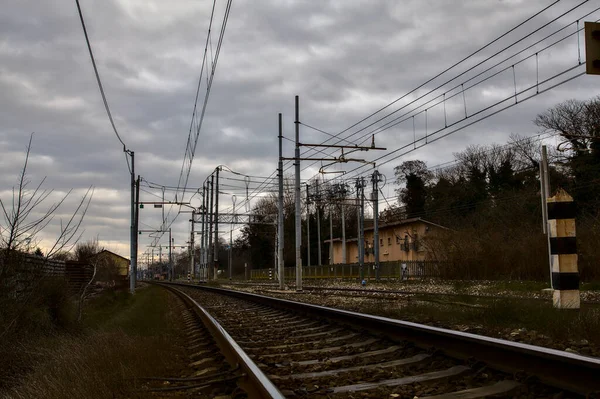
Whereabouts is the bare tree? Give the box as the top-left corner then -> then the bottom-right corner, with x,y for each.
75,238 -> 103,263
534,97 -> 600,153
0,135 -> 93,262
0,134 -> 94,337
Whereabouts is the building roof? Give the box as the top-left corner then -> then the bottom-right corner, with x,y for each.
365,217 -> 448,232
94,249 -> 131,264
324,217 -> 447,243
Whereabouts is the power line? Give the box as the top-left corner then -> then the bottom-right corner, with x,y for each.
149,0 -> 235,249
74,0 -> 130,163
294,1 -> 591,177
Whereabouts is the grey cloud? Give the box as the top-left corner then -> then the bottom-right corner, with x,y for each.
1,0 -> 598,257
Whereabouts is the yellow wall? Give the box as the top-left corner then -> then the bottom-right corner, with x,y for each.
331,221 -> 437,264
96,251 -> 130,276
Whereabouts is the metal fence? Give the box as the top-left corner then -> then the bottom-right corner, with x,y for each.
250,260 -> 442,281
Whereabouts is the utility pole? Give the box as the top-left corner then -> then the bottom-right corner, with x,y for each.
540,145 -> 550,234
341,201 -> 346,264
129,151 -> 135,293
200,184 -> 206,280
306,184 -> 311,267
360,177 -> 365,281
541,145 -> 552,287
356,177 -> 365,281
214,167 -> 220,280
190,209 -> 195,280
316,179 -> 322,266
208,174 -> 214,282
294,95 -> 302,291
203,183 -> 209,281
372,170 -> 381,281
134,175 -> 140,285
168,228 -> 172,281
230,195 -> 236,280
278,113 -> 285,289
329,203 -> 333,265
282,98 -> 386,288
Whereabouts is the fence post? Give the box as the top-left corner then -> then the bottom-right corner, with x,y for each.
547,188 -> 579,309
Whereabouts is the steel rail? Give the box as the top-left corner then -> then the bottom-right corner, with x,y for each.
155,283 -> 285,399
222,281 -> 600,306
172,282 -> 600,396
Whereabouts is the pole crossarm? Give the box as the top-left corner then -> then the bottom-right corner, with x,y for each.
299,143 -> 387,150
191,212 -> 276,225
281,157 -> 339,161
139,201 -> 191,205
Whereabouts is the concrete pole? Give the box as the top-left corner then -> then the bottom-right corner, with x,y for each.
208,174 -> 214,282
278,113 -> 285,289
132,174 -> 140,290
306,184 -> 311,267
229,195 -> 236,280
200,185 -> 206,280
541,145 -> 552,287
214,167 -> 220,280
190,210 -> 195,280
540,145 -> 549,235
329,203 -> 333,265
359,177 -> 365,281
129,151 -> 135,293
204,183 -> 209,280
316,179 -> 322,266
356,179 -> 361,269
372,170 -> 380,281
341,202 -> 347,264
168,228 -> 172,281
294,95 -> 302,291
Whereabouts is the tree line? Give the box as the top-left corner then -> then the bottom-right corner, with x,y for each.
394,97 -> 600,280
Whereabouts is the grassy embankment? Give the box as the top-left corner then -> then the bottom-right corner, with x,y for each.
1,284 -> 185,399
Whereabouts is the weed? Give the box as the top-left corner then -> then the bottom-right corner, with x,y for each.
581,281 -> 600,291
1,285 -> 185,399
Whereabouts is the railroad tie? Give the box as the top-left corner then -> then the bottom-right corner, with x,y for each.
331,365 -> 470,393
271,353 -> 430,380
419,380 -> 522,398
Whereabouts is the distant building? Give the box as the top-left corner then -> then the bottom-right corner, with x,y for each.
325,217 -> 446,264
91,250 -> 130,287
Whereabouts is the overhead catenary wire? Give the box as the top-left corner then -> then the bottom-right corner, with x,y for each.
302,14 -> 593,188
150,0 -> 234,250
152,1 -> 569,249
74,0 -> 131,169
142,1 -> 595,257
296,2 -> 595,178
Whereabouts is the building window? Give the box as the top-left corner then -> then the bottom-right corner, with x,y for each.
379,238 -> 383,247
387,237 -> 391,246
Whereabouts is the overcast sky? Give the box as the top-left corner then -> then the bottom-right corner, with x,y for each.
1,0 -> 599,262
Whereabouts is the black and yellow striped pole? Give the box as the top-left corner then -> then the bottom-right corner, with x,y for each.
547,188 -> 579,309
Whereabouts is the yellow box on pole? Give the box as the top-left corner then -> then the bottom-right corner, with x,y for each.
585,22 -> 600,75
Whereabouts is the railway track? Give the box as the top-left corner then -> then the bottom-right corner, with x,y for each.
221,281 -> 600,306
158,283 -> 600,398
138,284 -> 282,398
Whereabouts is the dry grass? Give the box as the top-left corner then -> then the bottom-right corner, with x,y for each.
1,285 -> 186,399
